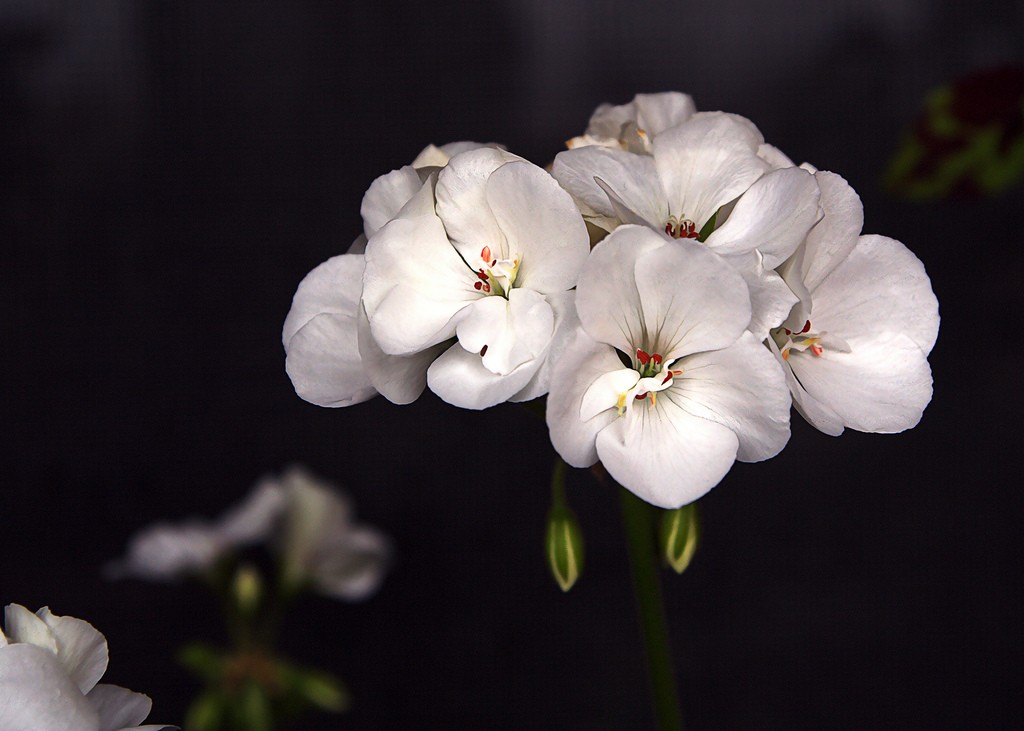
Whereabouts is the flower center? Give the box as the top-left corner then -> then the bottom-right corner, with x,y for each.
771,319 -> 824,360
616,348 -> 683,414
664,216 -> 700,240
473,245 -> 520,297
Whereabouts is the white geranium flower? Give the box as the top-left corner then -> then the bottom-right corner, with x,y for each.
108,467 -> 391,602
566,92 -> 696,152
0,604 -> 172,731
284,143 -> 498,409
362,147 -> 590,409
772,173 -> 940,435
554,111 -> 821,338
546,225 -> 791,508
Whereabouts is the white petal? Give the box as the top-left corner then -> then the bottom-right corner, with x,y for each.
580,368 -> 640,421
766,337 -> 845,436
360,166 -> 425,239
653,112 -> 769,229
282,254 -> 364,347
412,141 -> 502,169
705,166 -> 821,269
670,332 -> 791,462
484,161 -> 589,294
0,644 -> 100,731
216,479 -> 288,546
811,234 -> 939,355
577,227 -> 752,357
309,527 -> 391,602
362,183 -> 477,355
433,146 -> 523,261
723,252 -> 800,340
356,304 -> 442,405
596,393 -> 740,508
545,330 -> 625,468
510,290 -> 579,403
105,522 -> 223,581
285,312 -> 376,407
4,604 -> 57,653
758,143 -> 796,169
36,608 -> 109,695
633,92 -> 697,136
551,146 -> 667,227
283,255 -> 374,407
788,332 -> 933,433
454,289 -> 554,376
426,341 -> 541,410
800,171 -> 864,292
86,684 -> 152,730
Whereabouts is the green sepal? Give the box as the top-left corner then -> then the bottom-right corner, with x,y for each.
697,210 -> 718,242
659,503 -> 699,574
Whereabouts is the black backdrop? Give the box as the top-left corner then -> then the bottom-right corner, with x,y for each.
2,1 -> 1022,728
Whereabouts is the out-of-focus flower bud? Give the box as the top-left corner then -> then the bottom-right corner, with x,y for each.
232,563 -> 263,616
659,503 -> 699,574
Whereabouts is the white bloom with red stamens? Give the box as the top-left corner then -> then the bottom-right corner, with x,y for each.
546,225 -> 791,508
772,173 -> 939,435
284,145 -> 491,409
362,147 -> 590,409
553,111 -> 821,338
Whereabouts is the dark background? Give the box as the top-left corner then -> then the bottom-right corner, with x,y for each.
2,1 -> 1022,728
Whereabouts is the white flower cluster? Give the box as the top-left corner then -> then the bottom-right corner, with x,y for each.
0,605 -> 173,731
284,92 -> 939,509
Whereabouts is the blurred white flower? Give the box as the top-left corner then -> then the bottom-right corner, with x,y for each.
108,467 -> 391,602
772,173 -> 940,435
546,226 -> 791,508
106,478 -> 287,581
0,604 -> 172,731
362,147 -> 589,409
277,467 -> 391,601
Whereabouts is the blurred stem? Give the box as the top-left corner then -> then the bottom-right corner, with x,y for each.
595,466 -> 684,731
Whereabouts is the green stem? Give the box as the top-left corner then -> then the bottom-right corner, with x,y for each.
614,475 -> 684,731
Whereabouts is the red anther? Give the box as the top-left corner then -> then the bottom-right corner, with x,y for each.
482,283 -> 491,293
665,222 -> 674,236
801,320 -> 812,334
784,328 -> 792,335
480,344 -> 488,357
481,246 -> 491,262
662,373 -> 672,384
477,269 -> 489,281
636,348 -> 651,365
474,281 -> 483,291
635,393 -> 647,400
652,353 -> 663,366
811,344 -> 823,357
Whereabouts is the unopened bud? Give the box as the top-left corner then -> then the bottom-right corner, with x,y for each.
659,503 -> 699,574
233,563 -> 263,615
546,505 -> 584,592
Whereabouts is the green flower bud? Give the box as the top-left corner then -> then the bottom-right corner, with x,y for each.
659,503 -> 699,574
546,505 -> 584,592
232,563 -> 263,616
